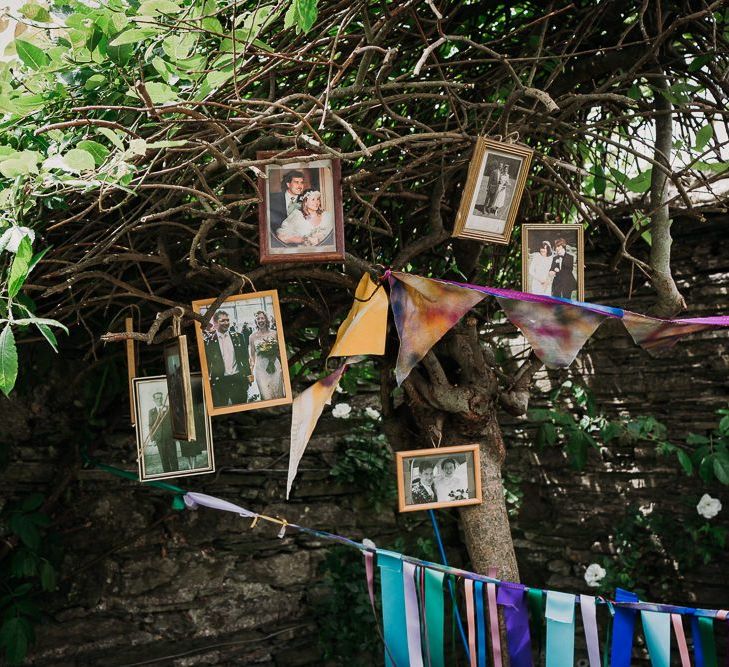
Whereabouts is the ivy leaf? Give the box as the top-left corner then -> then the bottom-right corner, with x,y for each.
676,449 -> 693,475
0,324 -> 18,396
284,0 -> 318,34
713,454 -> 729,485
15,39 -> 48,70
8,237 -> 32,298
0,617 -> 30,665
694,123 -> 713,151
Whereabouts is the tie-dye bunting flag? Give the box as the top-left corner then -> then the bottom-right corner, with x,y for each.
622,311 -> 729,351
388,272 -> 485,386
329,273 -> 388,358
287,364 -> 348,499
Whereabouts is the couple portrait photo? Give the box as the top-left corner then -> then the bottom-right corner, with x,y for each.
522,223 -> 585,301
133,374 -> 214,481
453,137 -> 533,244
258,151 -> 345,264
396,444 -> 482,512
192,290 -> 292,416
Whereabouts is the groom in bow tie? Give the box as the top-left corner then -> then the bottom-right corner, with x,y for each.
269,169 -> 306,233
549,238 -> 578,299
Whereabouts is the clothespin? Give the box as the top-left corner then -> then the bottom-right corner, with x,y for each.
250,515 -> 260,529
277,520 -> 288,539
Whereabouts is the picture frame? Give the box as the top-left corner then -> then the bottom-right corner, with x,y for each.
257,150 -> 345,264
395,444 -> 482,513
191,290 -> 293,416
521,223 -> 585,301
133,373 -> 214,481
164,334 -> 195,441
452,137 -> 533,244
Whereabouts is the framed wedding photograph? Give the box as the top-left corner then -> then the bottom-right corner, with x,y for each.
257,150 -> 345,264
164,334 -> 195,441
395,444 -> 482,513
452,137 -> 533,244
134,373 -> 214,481
191,290 -> 292,416
522,223 -> 585,301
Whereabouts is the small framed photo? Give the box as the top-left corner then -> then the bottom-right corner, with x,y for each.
257,150 -> 345,264
134,373 -> 214,481
164,334 -> 195,441
453,137 -> 533,244
191,290 -> 292,416
395,444 -> 482,513
522,223 -> 584,301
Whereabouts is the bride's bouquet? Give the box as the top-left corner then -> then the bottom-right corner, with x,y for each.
256,336 -> 279,374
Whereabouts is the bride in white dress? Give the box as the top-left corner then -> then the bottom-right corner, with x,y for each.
276,189 -> 334,247
248,310 -> 284,401
528,241 -> 554,295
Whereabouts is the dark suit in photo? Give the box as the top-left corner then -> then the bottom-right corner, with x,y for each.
269,191 -> 301,232
550,252 -> 577,298
148,404 -> 178,472
205,330 -> 251,407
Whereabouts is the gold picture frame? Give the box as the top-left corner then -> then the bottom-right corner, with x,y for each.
521,223 -> 585,301
395,444 -> 482,513
191,290 -> 293,416
452,137 -> 533,244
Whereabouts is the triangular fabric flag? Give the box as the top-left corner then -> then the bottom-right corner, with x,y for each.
622,311 -> 729,352
286,365 -> 347,499
388,272 -> 485,385
545,590 -> 575,667
496,297 -> 606,368
329,273 -> 388,358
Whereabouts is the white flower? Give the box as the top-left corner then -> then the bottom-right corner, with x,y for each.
584,563 -> 606,587
365,407 -> 381,420
332,403 -> 352,419
697,493 -> 722,519
0,226 -> 34,254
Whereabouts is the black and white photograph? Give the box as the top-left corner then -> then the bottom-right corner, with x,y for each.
164,335 -> 195,441
453,137 -> 533,244
192,290 -> 292,416
257,151 -> 345,264
133,374 -> 214,481
395,444 -> 482,513
522,223 -> 584,301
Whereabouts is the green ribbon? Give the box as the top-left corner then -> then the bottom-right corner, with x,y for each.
424,567 -> 445,667
528,588 -> 546,659
698,616 -> 718,667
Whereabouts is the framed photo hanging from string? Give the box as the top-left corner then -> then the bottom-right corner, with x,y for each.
452,137 -> 533,244
134,373 -> 214,481
163,334 -> 195,441
395,444 -> 482,513
191,290 -> 292,416
522,223 -> 585,301
257,150 -> 345,264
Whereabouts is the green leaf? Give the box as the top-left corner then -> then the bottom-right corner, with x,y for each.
686,433 -> 711,445
688,54 -> 712,72
140,81 -> 178,104
21,493 -> 44,511
0,151 -> 41,178
8,237 -> 32,298
593,162 -> 606,195
14,39 -> 48,70
626,169 -> 653,194
36,323 -> 58,352
40,560 -> 57,592
9,514 -> 40,549
284,0 -> 318,34
676,449 -> 693,475
19,3 -> 51,22
0,324 -> 18,396
84,73 -> 107,90
139,0 -> 182,15
694,123 -> 713,151
713,454 -> 729,485
162,32 -> 197,60
109,29 -> 156,47
77,140 -> 110,166
0,617 -> 30,665
97,127 -> 126,151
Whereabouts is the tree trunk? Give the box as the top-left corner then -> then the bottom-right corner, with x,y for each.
459,413 -> 520,582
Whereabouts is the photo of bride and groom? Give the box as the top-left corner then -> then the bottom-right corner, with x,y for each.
258,152 -> 345,264
522,223 -> 585,301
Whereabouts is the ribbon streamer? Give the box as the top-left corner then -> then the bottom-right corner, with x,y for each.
465,579 -> 478,667
671,614 -> 691,667
545,590 -> 576,667
498,584 -> 534,667
403,562 -> 424,667
378,550 -> 410,667
475,581 -> 487,667
610,588 -> 639,667
424,567 -> 445,667
579,594 -> 601,667
641,610 -> 671,667
486,569 -> 503,667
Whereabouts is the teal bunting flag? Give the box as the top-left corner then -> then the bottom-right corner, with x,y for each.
377,549 -> 410,667
546,591 -> 576,667
641,610 -> 671,667
424,568 -> 445,667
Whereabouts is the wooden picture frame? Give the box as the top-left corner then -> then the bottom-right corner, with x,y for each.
164,334 -> 195,441
452,137 -> 533,244
521,223 -> 585,301
257,150 -> 345,264
191,290 -> 293,416
395,444 -> 482,513
134,373 -> 214,481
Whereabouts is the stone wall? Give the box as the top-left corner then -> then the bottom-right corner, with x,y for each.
3,216 -> 729,665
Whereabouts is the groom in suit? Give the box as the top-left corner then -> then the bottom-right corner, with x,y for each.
269,170 -> 306,233
205,310 -> 252,407
549,238 -> 578,298
148,391 -> 178,472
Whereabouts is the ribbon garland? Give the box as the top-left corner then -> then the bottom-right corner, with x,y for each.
86,458 -> 729,667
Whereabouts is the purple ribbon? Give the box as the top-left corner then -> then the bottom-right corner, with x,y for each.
497,584 -> 533,667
